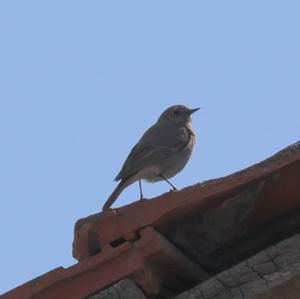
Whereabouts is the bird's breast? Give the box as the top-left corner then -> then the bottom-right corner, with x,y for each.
161,133 -> 195,179
144,128 -> 195,182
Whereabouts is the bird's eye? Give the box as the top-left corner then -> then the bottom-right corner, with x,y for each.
172,110 -> 179,117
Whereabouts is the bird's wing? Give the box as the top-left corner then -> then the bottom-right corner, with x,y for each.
115,122 -> 190,181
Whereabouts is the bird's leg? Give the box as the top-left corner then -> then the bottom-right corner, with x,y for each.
159,174 -> 178,191
138,179 -> 144,200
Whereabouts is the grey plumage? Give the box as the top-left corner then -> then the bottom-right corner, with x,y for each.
102,105 -> 199,211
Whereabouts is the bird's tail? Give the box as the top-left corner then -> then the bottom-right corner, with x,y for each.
102,178 -> 131,211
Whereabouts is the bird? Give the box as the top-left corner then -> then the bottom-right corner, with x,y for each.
102,104 -> 200,211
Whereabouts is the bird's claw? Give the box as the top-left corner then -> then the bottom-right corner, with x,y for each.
103,207 -> 119,215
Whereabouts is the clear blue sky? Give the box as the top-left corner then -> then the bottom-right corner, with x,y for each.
1,1 -> 300,294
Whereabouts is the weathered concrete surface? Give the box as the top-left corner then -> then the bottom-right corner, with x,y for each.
174,233 -> 300,299
88,279 -> 147,299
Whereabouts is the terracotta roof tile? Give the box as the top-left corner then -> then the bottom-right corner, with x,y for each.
2,141 -> 300,299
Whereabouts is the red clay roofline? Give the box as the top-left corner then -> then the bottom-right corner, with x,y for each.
2,141 -> 300,299
2,227 -> 208,299
73,141 -> 300,261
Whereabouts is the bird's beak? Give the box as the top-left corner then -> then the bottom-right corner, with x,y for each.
188,107 -> 200,115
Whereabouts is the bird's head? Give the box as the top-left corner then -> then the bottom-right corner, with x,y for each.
157,105 -> 200,124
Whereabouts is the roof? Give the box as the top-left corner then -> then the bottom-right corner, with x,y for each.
2,141 -> 300,299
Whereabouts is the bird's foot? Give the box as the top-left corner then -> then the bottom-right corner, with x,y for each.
103,207 -> 119,215
139,197 -> 148,202
112,209 -> 120,215
169,187 -> 178,192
